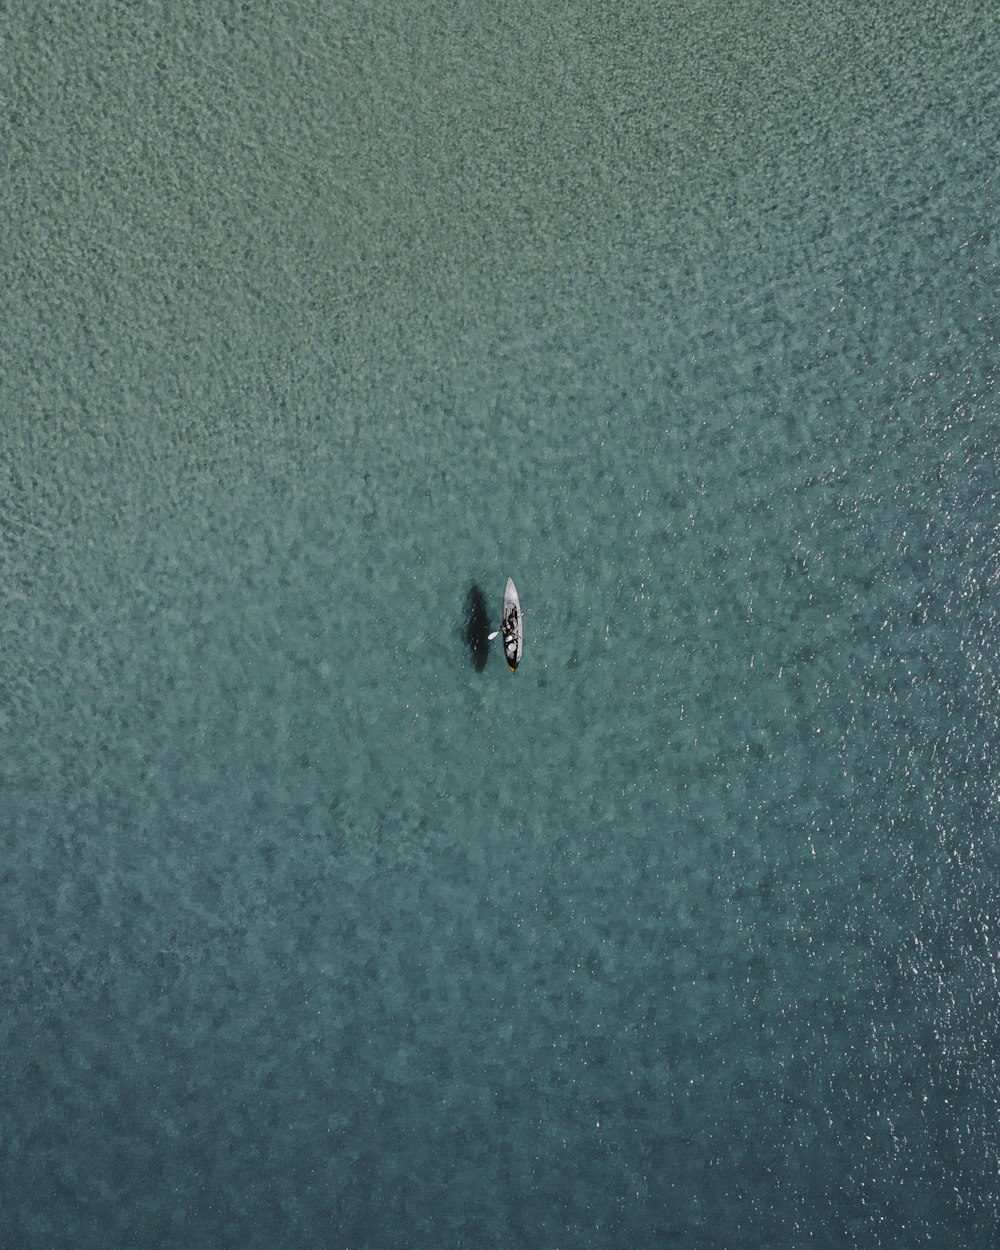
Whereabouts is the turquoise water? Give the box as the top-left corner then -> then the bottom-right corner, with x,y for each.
3,2 -> 998,1246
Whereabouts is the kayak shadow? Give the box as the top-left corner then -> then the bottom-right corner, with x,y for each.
464,583 -> 492,672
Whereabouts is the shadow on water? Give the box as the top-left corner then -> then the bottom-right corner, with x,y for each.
464,583 -> 492,672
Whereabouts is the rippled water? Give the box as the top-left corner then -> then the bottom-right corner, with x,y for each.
3,3 -> 998,1247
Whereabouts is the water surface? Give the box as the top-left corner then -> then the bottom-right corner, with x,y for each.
2,2 -> 998,1246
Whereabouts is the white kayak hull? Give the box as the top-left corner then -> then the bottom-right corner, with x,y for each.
501,577 -> 522,673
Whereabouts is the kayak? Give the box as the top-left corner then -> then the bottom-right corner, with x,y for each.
501,577 -> 522,673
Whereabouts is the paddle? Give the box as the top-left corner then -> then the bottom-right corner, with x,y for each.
488,609 -> 527,642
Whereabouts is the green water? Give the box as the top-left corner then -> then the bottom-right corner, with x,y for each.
2,3 -> 998,1246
